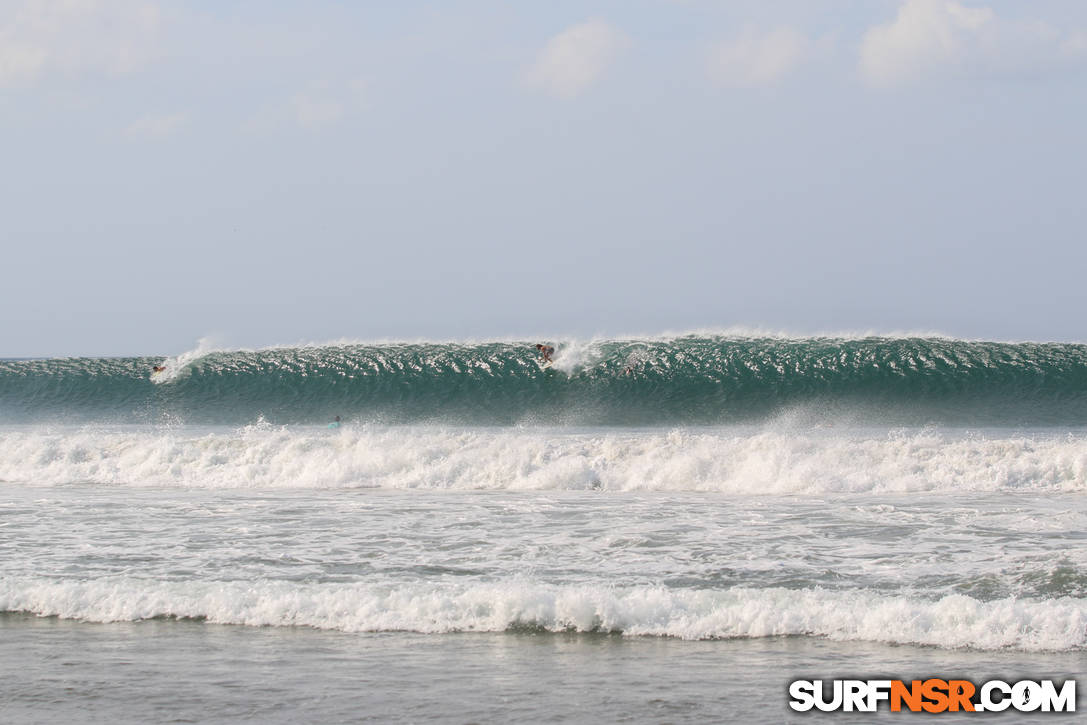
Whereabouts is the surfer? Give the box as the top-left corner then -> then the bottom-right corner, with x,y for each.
328,416 -> 341,429
535,344 -> 555,364
152,365 -> 166,373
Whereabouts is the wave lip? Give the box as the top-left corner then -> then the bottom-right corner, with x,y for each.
3,579 -> 1083,651
3,426 -> 1087,493
4,336 -> 1087,425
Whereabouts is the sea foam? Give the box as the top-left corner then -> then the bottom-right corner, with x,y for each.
2,578 -> 1083,651
2,425 -> 1086,493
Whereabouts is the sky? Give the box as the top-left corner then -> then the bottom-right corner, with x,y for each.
2,0 -> 1086,356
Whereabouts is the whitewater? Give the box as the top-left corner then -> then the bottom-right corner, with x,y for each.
3,335 -> 1085,722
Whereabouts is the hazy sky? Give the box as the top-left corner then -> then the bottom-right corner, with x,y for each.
3,0 -> 1086,356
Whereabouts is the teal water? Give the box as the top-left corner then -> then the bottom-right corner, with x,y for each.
3,336 -> 1087,425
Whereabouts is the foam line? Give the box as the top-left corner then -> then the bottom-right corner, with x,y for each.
2,426 -> 1086,492
3,578 -> 1083,651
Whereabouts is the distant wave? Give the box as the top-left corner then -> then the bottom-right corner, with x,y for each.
3,336 -> 1087,426
3,426 -> 1087,492
2,578 -> 1083,651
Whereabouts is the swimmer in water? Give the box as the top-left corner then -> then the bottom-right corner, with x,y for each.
535,344 -> 555,363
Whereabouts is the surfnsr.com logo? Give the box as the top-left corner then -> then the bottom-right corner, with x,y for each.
788,679 -> 1076,713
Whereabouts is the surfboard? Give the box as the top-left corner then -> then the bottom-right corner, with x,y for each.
540,360 -> 554,369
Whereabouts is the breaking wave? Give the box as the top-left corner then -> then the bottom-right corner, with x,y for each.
3,425 -> 1087,492
4,335 -> 1087,426
3,578 -> 1083,651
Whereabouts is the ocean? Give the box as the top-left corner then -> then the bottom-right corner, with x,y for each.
1,335 -> 1085,722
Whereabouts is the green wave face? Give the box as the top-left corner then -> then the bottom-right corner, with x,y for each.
3,336 -> 1087,426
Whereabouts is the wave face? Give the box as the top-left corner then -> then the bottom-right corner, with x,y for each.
4,336 -> 1087,426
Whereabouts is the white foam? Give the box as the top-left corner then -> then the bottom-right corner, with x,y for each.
2,578 -> 1083,650
3,425 -> 1087,492
2,425 -> 1087,492
547,339 -> 606,375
